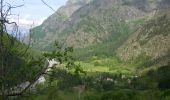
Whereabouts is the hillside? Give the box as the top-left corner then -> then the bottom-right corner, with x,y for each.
116,11 -> 170,66
30,0 -> 93,50
30,0 -> 166,50
30,0 -> 170,65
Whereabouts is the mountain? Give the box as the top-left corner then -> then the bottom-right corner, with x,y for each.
30,0 -> 160,50
30,0 -> 170,66
30,0 -> 93,50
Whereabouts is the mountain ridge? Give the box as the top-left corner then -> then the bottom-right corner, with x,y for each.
31,0 -> 161,49
30,0 -> 170,66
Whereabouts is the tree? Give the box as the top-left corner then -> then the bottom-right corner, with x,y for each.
0,0 -> 83,99
0,0 -> 25,99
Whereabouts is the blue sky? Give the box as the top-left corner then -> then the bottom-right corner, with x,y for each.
7,0 -> 67,26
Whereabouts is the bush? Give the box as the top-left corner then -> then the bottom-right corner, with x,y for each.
157,65 -> 170,89
101,90 -> 137,100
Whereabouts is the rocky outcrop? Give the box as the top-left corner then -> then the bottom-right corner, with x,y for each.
116,14 -> 170,66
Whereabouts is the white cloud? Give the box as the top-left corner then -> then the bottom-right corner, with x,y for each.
19,18 -> 34,26
8,14 -> 46,28
7,14 -> 46,35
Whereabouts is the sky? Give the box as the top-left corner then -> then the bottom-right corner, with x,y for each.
6,0 -> 68,27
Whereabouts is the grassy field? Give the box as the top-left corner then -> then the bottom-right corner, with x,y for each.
76,56 -> 138,75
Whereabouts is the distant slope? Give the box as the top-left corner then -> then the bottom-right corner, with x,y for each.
30,0 -> 164,50
116,11 -> 170,66
30,0 -> 170,66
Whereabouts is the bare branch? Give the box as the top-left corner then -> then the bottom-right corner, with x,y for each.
41,0 -> 56,12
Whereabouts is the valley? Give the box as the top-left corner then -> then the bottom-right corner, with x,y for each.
0,0 -> 170,100
26,0 -> 170,99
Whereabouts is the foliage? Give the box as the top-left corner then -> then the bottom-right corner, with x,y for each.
20,88 -> 170,100
0,34 -> 42,95
130,64 -> 170,90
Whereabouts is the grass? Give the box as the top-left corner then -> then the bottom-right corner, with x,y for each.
19,88 -> 78,100
76,56 -> 137,75
19,88 -> 170,100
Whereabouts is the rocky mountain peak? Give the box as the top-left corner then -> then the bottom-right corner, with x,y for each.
66,0 -> 93,5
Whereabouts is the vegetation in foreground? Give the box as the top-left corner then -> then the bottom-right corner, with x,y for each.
20,89 -> 170,100
18,55 -> 170,100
